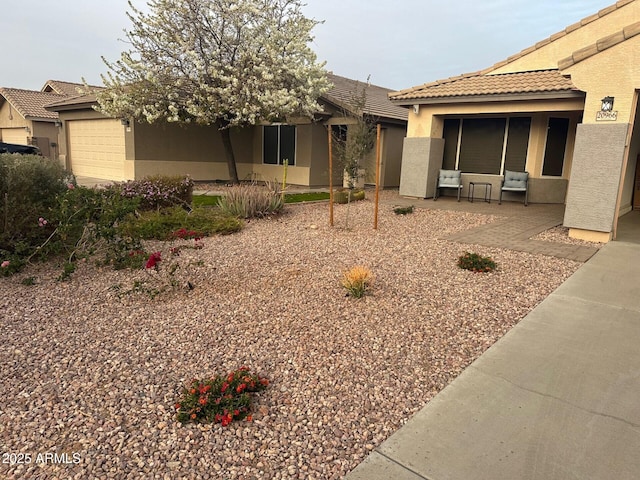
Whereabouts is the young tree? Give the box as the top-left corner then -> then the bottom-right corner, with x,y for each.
331,79 -> 376,189
96,0 -> 331,183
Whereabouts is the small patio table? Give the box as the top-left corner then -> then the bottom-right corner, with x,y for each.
468,182 -> 492,203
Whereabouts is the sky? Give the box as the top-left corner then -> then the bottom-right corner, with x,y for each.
2,0 -> 617,92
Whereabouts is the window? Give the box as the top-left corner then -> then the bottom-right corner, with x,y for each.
263,125 -> 296,165
442,119 -> 460,171
442,116 -> 531,175
504,117 -> 531,172
542,117 -> 569,176
458,118 -> 506,174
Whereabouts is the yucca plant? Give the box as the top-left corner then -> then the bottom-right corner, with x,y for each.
341,265 -> 374,298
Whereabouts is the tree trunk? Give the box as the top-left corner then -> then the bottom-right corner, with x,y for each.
217,120 -> 239,184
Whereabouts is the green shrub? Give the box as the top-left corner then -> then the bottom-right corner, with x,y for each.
112,175 -> 194,210
0,166 -> 141,277
333,188 -> 365,204
457,252 -> 497,273
216,182 -> 284,218
118,206 -> 242,240
0,154 -> 72,251
393,205 -> 414,215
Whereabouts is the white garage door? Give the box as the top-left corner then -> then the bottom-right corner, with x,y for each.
67,119 -> 126,180
1,128 -> 28,145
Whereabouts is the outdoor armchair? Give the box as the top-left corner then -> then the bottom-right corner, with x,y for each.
434,169 -> 463,202
499,170 -> 529,206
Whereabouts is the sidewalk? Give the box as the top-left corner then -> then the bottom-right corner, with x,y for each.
346,215 -> 640,479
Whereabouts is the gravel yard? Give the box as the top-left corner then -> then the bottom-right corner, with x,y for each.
0,194 -> 582,479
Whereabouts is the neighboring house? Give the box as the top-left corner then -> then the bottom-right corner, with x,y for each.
390,0 -> 640,242
45,73 -> 407,187
0,80 -> 87,160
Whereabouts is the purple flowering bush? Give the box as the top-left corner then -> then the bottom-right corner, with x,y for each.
111,175 -> 194,211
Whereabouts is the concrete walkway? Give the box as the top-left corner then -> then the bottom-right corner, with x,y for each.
346,205 -> 640,480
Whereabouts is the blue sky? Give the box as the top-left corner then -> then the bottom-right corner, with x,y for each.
2,0 -> 616,92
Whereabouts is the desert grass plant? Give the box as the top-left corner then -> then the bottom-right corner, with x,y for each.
341,265 -> 374,298
175,367 -> 269,426
393,205 -> 414,215
457,252 -> 497,273
216,181 -> 284,219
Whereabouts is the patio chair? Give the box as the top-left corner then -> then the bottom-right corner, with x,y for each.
434,169 -> 462,202
499,170 -> 529,206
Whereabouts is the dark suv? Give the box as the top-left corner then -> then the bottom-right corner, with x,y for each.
0,142 -> 42,155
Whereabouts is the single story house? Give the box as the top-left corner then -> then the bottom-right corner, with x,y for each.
46,73 -> 407,188
391,0 -> 640,242
0,80 -> 85,159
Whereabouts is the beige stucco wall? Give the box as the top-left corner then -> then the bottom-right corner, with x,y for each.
564,123 -> 629,232
0,101 -> 28,130
489,1 -> 640,74
563,35 -> 640,125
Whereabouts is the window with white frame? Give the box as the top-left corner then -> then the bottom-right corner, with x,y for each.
263,125 -> 296,165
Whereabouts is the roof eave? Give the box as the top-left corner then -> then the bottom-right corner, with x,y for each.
391,90 -> 585,106
45,101 -> 98,112
23,116 -> 58,123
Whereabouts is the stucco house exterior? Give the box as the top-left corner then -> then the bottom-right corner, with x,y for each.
391,0 -> 640,242
46,73 -> 407,188
0,80 -> 86,159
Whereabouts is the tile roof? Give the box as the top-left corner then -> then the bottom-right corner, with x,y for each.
0,88 -> 67,120
46,74 -> 409,122
324,73 -> 408,121
45,92 -> 100,110
41,80 -> 87,96
391,0 -> 633,103
486,0 -> 635,73
558,20 -> 640,69
389,69 -> 582,103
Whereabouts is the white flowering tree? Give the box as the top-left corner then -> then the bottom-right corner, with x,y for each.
96,0 -> 331,183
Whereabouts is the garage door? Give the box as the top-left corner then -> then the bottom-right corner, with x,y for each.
67,119 -> 126,180
1,128 -> 28,145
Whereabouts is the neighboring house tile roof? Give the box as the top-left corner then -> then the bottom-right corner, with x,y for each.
389,69 -> 582,103
0,88 -> 66,121
45,92 -> 100,111
46,74 -> 409,123
324,73 -> 408,121
41,80 -> 87,96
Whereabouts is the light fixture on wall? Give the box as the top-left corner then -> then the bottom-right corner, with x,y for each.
601,96 -> 614,112
121,119 -> 130,127
412,104 -> 420,115
24,126 -> 31,134
54,120 -> 62,128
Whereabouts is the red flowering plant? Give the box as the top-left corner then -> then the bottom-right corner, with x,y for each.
175,367 -> 269,425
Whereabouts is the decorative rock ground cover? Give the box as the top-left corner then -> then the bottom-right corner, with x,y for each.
0,192 -> 581,479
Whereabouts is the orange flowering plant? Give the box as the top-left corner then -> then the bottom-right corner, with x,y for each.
175,367 -> 268,426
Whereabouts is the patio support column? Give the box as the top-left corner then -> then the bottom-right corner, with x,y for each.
564,123 -> 630,241
399,137 -> 444,198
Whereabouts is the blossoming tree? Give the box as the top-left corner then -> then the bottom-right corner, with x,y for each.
96,0 -> 331,183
